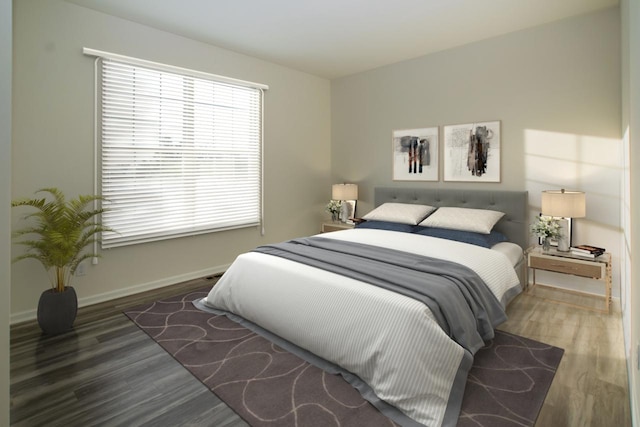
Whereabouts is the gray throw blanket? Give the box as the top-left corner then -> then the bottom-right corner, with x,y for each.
254,236 -> 507,354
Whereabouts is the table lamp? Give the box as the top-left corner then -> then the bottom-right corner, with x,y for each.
541,189 -> 586,251
332,183 -> 358,223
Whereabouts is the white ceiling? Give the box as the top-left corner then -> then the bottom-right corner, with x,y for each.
65,0 -> 618,79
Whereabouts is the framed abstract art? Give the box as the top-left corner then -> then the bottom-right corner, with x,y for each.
443,120 -> 501,182
392,127 -> 439,181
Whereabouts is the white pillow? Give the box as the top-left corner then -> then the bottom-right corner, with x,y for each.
362,203 -> 436,225
418,207 -> 505,234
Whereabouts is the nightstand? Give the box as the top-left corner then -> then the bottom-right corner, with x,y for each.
321,221 -> 355,233
525,246 -> 612,313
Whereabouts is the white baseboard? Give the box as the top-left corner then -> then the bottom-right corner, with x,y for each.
10,264 -> 230,325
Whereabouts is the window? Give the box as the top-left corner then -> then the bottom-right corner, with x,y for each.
93,53 -> 266,248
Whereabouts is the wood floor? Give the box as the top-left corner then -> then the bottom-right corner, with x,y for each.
10,279 -> 631,427
500,286 -> 631,427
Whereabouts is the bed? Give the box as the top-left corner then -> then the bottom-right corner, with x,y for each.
197,188 -> 529,427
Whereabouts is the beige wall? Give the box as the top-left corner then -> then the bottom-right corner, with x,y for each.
331,8 -> 623,297
1,0 -> 11,422
621,0 -> 639,424
11,0 -> 331,320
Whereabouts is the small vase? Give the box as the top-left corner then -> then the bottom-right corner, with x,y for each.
542,238 -> 551,252
331,212 -> 339,222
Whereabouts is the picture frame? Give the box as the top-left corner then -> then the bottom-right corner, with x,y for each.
443,120 -> 501,182
538,213 -> 572,248
392,127 -> 439,181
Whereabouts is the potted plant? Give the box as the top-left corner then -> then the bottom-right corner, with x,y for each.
530,215 -> 561,251
12,188 -> 110,335
326,200 -> 342,222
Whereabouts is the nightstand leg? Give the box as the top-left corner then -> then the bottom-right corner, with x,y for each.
526,267 -> 537,295
532,268 -> 536,287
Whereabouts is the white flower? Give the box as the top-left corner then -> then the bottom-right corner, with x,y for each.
325,200 -> 342,214
530,216 -> 562,239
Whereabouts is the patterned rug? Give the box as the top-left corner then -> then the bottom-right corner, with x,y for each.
125,289 -> 563,427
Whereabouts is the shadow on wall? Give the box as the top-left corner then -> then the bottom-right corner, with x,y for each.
524,128 -> 622,230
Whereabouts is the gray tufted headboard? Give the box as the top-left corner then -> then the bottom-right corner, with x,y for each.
374,187 -> 529,249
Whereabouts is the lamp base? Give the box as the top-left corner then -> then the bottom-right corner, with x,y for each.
557,218 -> 570,251
339,202 -> 351,223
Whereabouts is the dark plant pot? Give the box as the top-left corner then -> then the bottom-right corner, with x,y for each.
37,286 -> 78,335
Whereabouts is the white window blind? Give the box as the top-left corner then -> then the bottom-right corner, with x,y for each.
98,58 -> 264,248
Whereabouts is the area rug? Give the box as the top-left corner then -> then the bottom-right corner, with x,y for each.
125,289 -> 563,427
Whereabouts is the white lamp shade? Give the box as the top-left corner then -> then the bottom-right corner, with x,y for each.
541,190 -> 586,218
332,183 -> 358,200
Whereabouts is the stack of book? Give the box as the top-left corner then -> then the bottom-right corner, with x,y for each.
570,244 -> 606,258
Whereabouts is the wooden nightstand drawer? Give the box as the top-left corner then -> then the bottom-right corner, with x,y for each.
528,254 -> 604,279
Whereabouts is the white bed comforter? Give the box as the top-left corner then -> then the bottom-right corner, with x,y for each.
203,229 -> 521,427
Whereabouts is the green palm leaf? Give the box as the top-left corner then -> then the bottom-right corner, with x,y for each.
12,188 -> 113,293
